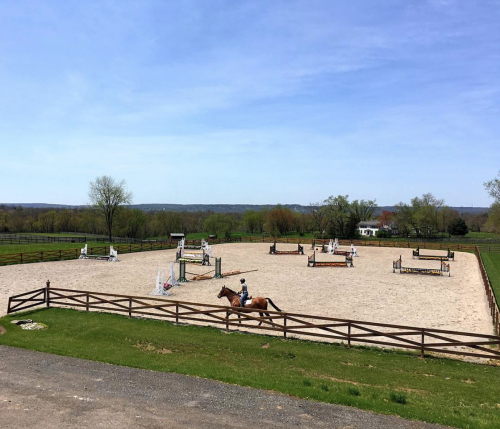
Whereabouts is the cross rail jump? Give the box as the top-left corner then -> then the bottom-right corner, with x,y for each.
307,251 -> 353,267
269,241 -> 304,255
393,256 -> 450,276
412,247 -> 454,261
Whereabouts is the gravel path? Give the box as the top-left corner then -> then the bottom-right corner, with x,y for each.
0,346 -> 448,429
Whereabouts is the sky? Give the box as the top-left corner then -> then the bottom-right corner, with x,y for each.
0,0 -> 499,207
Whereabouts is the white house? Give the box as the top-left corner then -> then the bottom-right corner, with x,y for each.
357,221 -> 380,237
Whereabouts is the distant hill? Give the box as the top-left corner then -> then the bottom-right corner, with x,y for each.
1,203 -> 80,209
1,202 -> 490,215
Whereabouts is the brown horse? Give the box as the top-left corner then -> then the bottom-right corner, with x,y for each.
217,286 -> 282,325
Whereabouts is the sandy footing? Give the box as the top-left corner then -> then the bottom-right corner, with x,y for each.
0,244 -> 492,337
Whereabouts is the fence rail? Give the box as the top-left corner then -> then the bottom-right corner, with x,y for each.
0,234 -> 145,245
6,285 -> 500,361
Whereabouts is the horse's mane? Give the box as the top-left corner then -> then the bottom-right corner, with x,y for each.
223,286 -> 238,295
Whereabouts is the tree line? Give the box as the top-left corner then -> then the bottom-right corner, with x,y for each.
1,173 -> 499,240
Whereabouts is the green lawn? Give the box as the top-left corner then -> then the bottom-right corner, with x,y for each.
481,253 -> 500,301
466,232 -> 500,240
1,308 -> 499,429
0,242 -> 112,256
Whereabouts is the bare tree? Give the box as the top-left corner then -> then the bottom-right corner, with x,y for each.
484,171 -> 500,202
88,176 -> 133,241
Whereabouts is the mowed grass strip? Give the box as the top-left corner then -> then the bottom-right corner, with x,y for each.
481,253 -> 500,301
0,242 -> 111,256
1,308 -> 500,429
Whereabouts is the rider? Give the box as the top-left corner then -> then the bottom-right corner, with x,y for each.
239,278 -> 248,308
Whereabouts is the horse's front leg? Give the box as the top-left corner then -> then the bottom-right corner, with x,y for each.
258,312 -> 263,326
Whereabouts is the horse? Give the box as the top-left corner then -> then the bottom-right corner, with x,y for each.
216,286 -> 282,326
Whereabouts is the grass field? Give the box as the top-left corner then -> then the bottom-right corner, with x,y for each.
481,253 -> 500,300
0,242 -> 114,256
1,308 -> 499,429
467,232 -> 500,240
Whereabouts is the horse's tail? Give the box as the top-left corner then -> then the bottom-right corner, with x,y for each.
265,298 -> 282,312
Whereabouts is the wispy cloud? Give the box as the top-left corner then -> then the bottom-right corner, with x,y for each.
0,0 -> 499,205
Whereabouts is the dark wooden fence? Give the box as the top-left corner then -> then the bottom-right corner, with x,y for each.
6,285 -> 500,361
0,242 -> 181,266
0,234 -> 145,245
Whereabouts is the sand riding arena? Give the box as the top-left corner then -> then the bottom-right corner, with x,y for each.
0,243 -> 492,338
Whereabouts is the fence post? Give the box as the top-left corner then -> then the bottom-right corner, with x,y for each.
283,314 -> 287,339
421,329 -> 425,358
226,310 -> 229,332
128,298 -> 132,317
86,293 -> 89,312
46,280 -> 50,308
176,304 -> 179,324
348,322 -> 351,348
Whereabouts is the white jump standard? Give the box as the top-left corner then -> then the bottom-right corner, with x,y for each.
150,262 -> 180,296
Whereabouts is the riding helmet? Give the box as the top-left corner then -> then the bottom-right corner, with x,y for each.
240,278 -> 245,283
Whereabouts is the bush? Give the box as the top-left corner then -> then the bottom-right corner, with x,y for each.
390,392 -> 407,404
448,218 -> 469,236
348,386 -> 360,396
375,230 -> 392,238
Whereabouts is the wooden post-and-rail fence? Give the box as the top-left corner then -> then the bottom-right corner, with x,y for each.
7,283 -> 500,361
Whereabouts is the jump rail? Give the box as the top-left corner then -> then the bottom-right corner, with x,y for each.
7,284 -> 500,360
308,251 -> 353,268
393,256 -> 450,277
269,242 -> 304,255
413,247 -> 455,261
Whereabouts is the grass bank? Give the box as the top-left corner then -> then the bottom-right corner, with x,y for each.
1,308 -> 499,429
481,253 -> 500,300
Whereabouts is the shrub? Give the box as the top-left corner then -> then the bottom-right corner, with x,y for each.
348,386 -> 360,396
390,392 -> 407,404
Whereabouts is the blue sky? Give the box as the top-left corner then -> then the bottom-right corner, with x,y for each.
0,0 -> 499,206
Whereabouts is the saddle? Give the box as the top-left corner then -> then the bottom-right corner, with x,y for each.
240,296 -> 252,307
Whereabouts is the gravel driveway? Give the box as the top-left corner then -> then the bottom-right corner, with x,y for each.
0,346 -> 449,429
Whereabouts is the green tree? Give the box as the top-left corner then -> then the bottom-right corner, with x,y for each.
243,210 -> 265,234
485,203 -> 500,234
323,195 -> 351,238
204,213 -> 237,238
88,176 -> 133,241
264,205 -> 294,237
395,193 -> 444,238
309,202 -> 328,237
119,208 -> 147,239
438,207 -> 459,234
447,218 -> 469,236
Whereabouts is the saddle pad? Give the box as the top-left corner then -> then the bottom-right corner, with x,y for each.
245,299 -> 253,306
